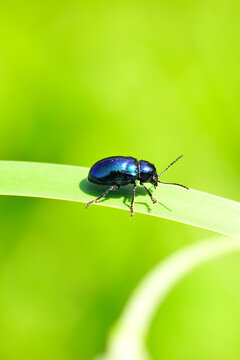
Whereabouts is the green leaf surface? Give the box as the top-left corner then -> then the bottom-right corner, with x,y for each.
0,161 -> 239,237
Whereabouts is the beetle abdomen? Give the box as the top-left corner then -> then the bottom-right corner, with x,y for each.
88,156 -> 138,185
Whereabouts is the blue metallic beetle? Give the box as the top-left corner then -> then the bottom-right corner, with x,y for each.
86,155 -> 188,216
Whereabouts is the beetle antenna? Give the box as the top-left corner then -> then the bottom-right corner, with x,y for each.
158,180 -> 189,190
158,155 -> 183,177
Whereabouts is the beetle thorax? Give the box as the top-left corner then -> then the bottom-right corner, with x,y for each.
138,160 -> 158,185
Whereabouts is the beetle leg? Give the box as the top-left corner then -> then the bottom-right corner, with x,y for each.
140,182 -> 157,204
86,185 -> 119,209
130,182 -> 137,217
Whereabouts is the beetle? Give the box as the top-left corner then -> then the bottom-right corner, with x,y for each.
86,155 -> 188,216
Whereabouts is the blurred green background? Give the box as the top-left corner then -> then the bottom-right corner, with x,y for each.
0,1 -> 240,359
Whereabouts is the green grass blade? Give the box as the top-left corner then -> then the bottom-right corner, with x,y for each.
0,161 -> 239,237
96,236 -> 240,360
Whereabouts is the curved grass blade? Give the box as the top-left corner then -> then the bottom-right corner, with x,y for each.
96,236 -> 240,360
0,161 -> 239,237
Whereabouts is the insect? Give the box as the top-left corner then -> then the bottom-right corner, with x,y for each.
86,155 -> 188,216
